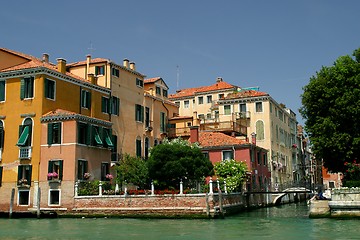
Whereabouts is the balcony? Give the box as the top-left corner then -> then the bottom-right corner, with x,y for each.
199,118 -> 247,136
19,147 -> 32,159
168,127 -> 190,138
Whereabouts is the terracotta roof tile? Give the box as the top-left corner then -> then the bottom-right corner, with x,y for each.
199,132 -> 248,147
42,109 -> 78,117
66,58 -> 109,67
144,77 -> 161,83
224,90 -> 268,99
169,81 -> 237,99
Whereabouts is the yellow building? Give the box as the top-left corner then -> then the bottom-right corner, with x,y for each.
0,48 -> 111,211
169,78 -> 298,190
67,58 -> 178,159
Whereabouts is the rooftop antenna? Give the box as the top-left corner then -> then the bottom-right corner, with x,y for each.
88,41 -> 96,55
176,65 -> 180,90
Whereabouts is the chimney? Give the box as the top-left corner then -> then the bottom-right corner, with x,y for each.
130,62 -> 136,71
88,73 -> 97,85
216,77 -> 223,83
56,58 -> 67,74
193,111 -> 199,126
190,126 -> 199,144
42,53 -> 49,63
123,59 -> 129,68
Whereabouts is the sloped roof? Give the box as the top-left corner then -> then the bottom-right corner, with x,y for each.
169,81 -> 237,99
199,131 -> 248,147
144,77 -> 161,83
66,58 -> 109,67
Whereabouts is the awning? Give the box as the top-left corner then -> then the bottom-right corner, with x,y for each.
94,128 -> 103,145
17,126 -> 29,146
105,131 -> 114,148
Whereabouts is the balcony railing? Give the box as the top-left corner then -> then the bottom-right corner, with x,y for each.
168,127 -> 191,138
200,119 -> 247,136
19,147 -> 32,159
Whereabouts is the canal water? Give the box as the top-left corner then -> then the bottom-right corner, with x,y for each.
0,203 -> 358,240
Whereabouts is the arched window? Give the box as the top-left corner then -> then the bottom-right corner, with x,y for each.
17,118 -> 33,146
136,137 -> 142,158
144,137 -> 149,159
256,120 -> 264,140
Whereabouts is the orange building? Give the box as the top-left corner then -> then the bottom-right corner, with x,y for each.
0,48 -> 112,211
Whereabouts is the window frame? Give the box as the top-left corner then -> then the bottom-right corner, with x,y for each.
162,89 -> 168,98
47,160 -> 63,181
20,77 -> 34,100
222,150 -> 234,161
110,96 -> 120,116
207,95 -> 212,104
47,122 -> 62,145
101,162 -> 110,181
184,100 -> 189,108
224,105 -> 231,115
160,112 -> 166,133
101,96 -> 110,114
112,68 -> 119,77
155,86 -> 161,95
17,164 -> 32,186
198,96 -> 203,105
44,78 -> 56,100
255,102 -> 263,113
81,89 -> 91,109
136,78 -> 144,88
136,138 -> 142,157
77,159 -> 88,181
135,104 -> 144,122
0,80 -> 5,102
95,65 -> 105,76
48,189 -> 61,206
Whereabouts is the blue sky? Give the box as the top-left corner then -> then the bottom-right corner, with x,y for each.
1,0 -> 360,125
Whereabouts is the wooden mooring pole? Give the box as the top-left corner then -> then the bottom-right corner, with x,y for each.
9,188 -> 15,218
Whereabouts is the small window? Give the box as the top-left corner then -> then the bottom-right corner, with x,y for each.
156,86 -> 161,95
175,101 -> 180,106
198,96 -> 203,104
81,90 -> 91,109
111,134 -> 118,162
48,160 -> 63,181
203,152 -> 209,159
17,164 -> 32,186
136,138 -> 142,157
49,189 -> 60,205
218,93 -> 224,99
20,77 -> 34,100
77,122 -> 89,145
222,150 -> 233,161
135,104 -> 144,122
184,100 -> 189,108
0,121 -> 4,150
0,166 -> 3,186
95,66 -> 105,76
263,153 -> 267,165
112,68 -> 119,77
102,96 -> 110,114
207,95 -> 212,103
44,78 -> 55,100
0,80 -> 5,102
101,162 -> 110,181
329,181 -> 335,188
224,105 -> 231,115
206,113 -> 211,119
110,96 -> 120,115
77,160 -> 88,180
136,78 -> 144,88
255,102 -> 263,112
163,89 -> 168,98
239,103 -> 246,113
18,190 -> 30,206
47,122 -> 61,145
198,114 -> 205,120
257,151 -> 261,164
160,112 -> 166,133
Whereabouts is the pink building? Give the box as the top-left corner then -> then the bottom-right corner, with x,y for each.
189,126 -> 271,191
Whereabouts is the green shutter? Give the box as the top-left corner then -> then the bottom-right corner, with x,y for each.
20,78 -> 25,99
141,106 -> 144,122
0,166 -> 3,186
59,160 -> 63,181
77,160 -> 82,180
86,124 -> 92,145
48,161 -> 53,174
27,165 -> 32,186
94,128 -> 103,145
0,126 -> 4,149
105,130 -> 114,148
101,97 -> 106,113
17,165 -> 23,182
17,126 -> 29,146
0,81 -> 5,101
29,77 -> 34,98
47,123 -> 53,145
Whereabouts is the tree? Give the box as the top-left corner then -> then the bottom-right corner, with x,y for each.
116,154 -> 149,189
300,48 -> 360,173
147,138 -> 214,189
214,159 -> 248,192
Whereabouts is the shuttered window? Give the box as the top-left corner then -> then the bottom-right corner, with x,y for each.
17,165 -> 32,186
44,78 -> 55,100
135,104 -> 144,122
47,122 -> 61,145
0,80 -> 5,101
20,77 -> 34,99
81,90 -> 91,109
48,160 -> 63,180
101,96 -> 110,114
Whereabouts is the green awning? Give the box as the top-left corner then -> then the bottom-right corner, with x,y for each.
105,131 -> 114,148
94,129 -> 103,145
17,126 -> 29,146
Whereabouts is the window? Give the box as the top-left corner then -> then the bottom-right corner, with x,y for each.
95,66 -> 105,76
111,135 -> 118,162
112,68 -> 119,77
207,95 -> 212,103
47,160 -> 63,180
257,151 -> 261,165
203,152 -> 209,159
17,164 -> 32,186
110,96 -> 120,115
77,122 -> 90,145
104,128 -> 114,149
0,80 -> 5,102
198,114 -> 205,120
136,138 -> 141,157
49,189 -> 60,205
20,77 -> 34,99
270,102 -> 273,113
160,112 -> 166,133
256,120 -> 265,140
135,78 -> 143,88
145,107 -> 150,128
135,104 -> 144,122
184,100 -> 189,108
156,86 -> 161,95
101,96 -> 110,114
47,122 -> 61,145
239,103 -> 246,113
0,121 -> 4,151
218,93 -> 224,99
81,90 -> 91,109
17,118 -> 32,147
144,137 -> 149,159
77,160 -> 88,180
224,105 -> 231,115
163,89 -> 168,98
18,190 -> 30,206
92,126 -> 103,146
215,111 -> 219,119
206,113 -> 212,119
329,181 -> 335,188
198,96 -> 203,104
263,153 -> 267,166
44,78 -> 55,100
101,162 -> 110,181
222,150 -> 233,161
175,101 -> 180,106
0,166 -> 3,186
255,102 -> 263,112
